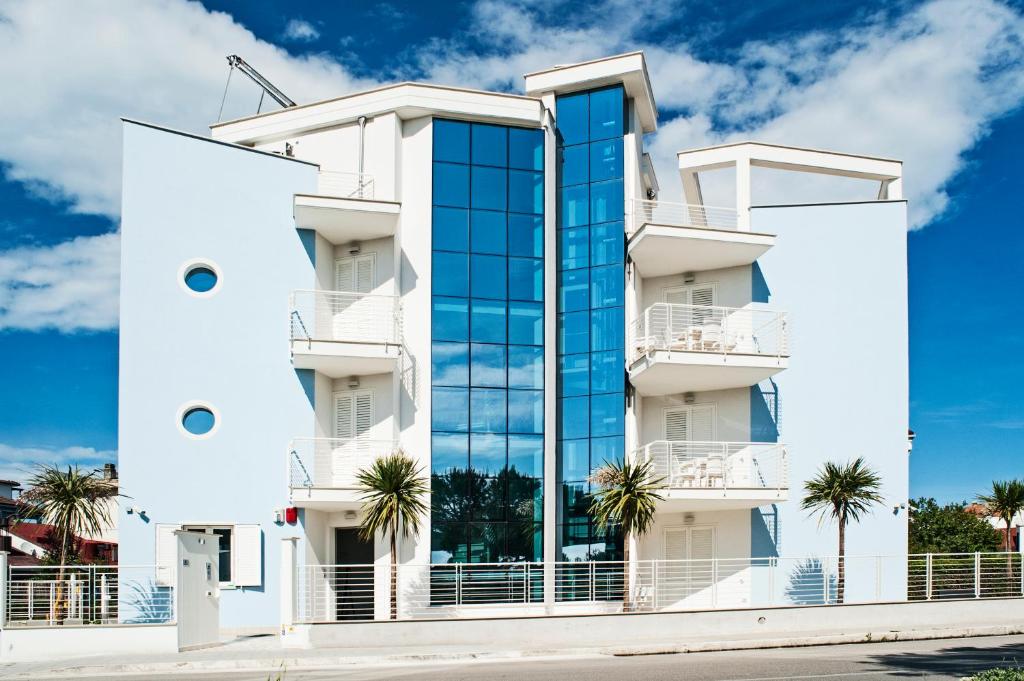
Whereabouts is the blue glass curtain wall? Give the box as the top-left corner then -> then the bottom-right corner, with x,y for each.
555,85 -> 626,561
431,119 -> 545,564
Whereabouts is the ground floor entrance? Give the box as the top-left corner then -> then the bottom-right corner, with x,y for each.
334,527 -> 373,621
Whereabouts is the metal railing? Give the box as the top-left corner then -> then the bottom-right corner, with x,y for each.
289,289 -> 401,346
5,565 -> 174,627
630,303 -> 788,363
639,441 -> 788,493
289,438 -> 398,489
295,553 -> 1024,623
630,199 -> 738,235
317,171 -> 374,200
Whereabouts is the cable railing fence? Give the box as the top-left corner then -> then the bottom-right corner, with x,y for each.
639,441 -> 788,493
630,303 -> 788,363
630,199 -> 738,234
289,289 -> 401,347
317,171 -> 374,200
289,438 -> 399,489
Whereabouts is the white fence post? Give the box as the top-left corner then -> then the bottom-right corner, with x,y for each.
0,551 -> 8,626
975,552 -> 981,598
280,537 -> 298,632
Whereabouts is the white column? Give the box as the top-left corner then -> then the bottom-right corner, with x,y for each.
280,537 -> 298,631
541,92 -> 558,611
735,156 -> 751,231
0,551 -> 8,626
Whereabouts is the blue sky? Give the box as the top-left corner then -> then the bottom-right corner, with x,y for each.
0,0 -> 1022,502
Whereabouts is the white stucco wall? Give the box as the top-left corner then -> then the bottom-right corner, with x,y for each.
118,121 -> 319,627
752,200 -> 909,599
639,389 -> 751,445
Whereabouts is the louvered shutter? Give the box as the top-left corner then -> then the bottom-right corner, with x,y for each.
354,255 -> 374,293
663,287 -> 689,305
690,286 -> 714,308
155,523 -> 181,587
690,405 -> 715,441
335,255 -> 375,293
690,527 -> 715,560
335,393 -> 355,439
335,257 -> 355,291
354,391 -> 373,436
232,524 -> 263,587
664,528 -> 688,560
664,408 -> 689,441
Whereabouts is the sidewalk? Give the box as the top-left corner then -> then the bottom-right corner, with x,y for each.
3,620 -> 1024,679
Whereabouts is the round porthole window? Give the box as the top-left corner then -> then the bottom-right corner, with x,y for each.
179,260 -> 222,297
177,403 -> 219,439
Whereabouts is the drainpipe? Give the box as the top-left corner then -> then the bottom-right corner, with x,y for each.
357,116 -> 367,198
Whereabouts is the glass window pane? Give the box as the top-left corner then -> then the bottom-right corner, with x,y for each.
588,86 -> 623,141
508,345 -> 543,389
591,436 -> 625,469
508,301 -> 543,346
590,264 -> 623,309
591,393 -> 624,437
432,433 -> 469,475
470,209 -> 506,255
509,257 -> 543,302
505,519 -> 542,563
471,124 -> 507,167
558,310 -> 589,354
589,179 -> 623,224
590,307 -> 624,351
470,388 -> 507,433
558,269 -> 589,313
470,299 -> 507,344
559,396 -> 589,440
558,353 -> 589,397
559,227 -> 588,271
432,387 -> 469,432
433,162 -> 469,208
508,434 -> 544,478
470,433 -> 507,476
590,139 -> 623,182
508,390 -> 543,434
433,206 -> 468,252
508,214 -> 543,258
590,221 -> 624,266
470,254 -> 506,300
559,439 -> 590,482
589,350 -> 623,394
559,185 -> 588,228
432,523 -> 467,564
509,170 -> 544,215
558,144 -> 588,187
432,341 -> 469,386
434,119 -> 470,163
432,296 -> 468,341
556,92 -> 588,146
509,127 -> 544,171
432,252 -> 468,297
471,166 -> 507,211
469,523 -> 506,562
470,343 -> 506,388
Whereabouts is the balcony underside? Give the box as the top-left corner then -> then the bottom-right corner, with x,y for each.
654,488 -> 789,511
293,194 -> 400,243
627,223 -> 774,277
291,340 -> 400,377
289,486 -> 363,511
629,351 -> 787,395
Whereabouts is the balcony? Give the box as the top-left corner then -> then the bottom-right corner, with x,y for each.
289,289 -> 401,377
627,200 -> 774,277
289,438 -> 397,509
293,171 -> 400,243
629,303 -> 788,395
639,440 -> 788,509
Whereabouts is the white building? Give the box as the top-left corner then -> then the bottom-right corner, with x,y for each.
118,52 -> 909,627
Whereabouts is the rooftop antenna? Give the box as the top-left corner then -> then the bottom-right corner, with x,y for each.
218,54 -> 297,121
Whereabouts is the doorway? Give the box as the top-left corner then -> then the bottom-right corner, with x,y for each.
334,527 -> 374,621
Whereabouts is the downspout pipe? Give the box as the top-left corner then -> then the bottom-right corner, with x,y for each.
357,116 -> 367,197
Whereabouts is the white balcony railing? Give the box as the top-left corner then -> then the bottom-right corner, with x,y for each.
289,437 -> 398,489
630,199 -> 738,235
317,171 -> 374,200
639,441 -> 788,492
630,303 -> 788,363
289,289 -> 401,346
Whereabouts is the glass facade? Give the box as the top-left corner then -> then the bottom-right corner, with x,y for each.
431,119 -> 545,564
555,86 -> 626,561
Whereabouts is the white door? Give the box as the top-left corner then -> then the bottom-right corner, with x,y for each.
662,284 -> 716,345
332,391 -> 374,486
333,255 -> 376,340
662,526 -> 717,607
663,405 -> 716,487
175,531 -> 220,651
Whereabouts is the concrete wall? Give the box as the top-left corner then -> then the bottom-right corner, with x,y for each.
0,624 -> 178,662
752,201 -> 909,597
639,265 -> 752,311
119,122 -> 319,627
639,389 -> 751,445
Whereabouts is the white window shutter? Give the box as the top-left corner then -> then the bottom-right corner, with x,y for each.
232,524 -> 263,587
690,527 -> 715,560
354,391 -> 374,437
335,257 -> 355,291
664,408 -> 689,441
663,286 -> 689,305
155,523 -> 180,587
665,528 -> 687,560
690,286 -> 715,308
335,393 -> 354,439
354,255 -> 375,293
690,405 -> 715,441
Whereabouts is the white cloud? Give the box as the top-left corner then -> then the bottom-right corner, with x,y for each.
0,232 -> 119,331
282,19 -> 320,43
0,444 -> 115,486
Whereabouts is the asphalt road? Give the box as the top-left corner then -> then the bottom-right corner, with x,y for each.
20,634 -> 1024,681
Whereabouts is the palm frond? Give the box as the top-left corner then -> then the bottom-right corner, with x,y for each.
977,480 -> 1024,526
588,458 -> 664,538
355,450 -> 429,543
801,457 -> 883,526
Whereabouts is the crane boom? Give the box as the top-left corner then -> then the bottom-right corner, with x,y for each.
226,54 -> 296,109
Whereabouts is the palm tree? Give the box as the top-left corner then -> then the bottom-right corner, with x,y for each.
801,458 -> 883,603
588,458 -> 663,611
356,450 -> 429,620
977,480 -> 1024,552
16,465 -> 120,618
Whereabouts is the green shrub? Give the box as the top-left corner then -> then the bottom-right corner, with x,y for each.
969,668 -> 1024,680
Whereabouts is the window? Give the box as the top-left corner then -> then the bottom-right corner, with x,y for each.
157,523 -> 262,587
664,404 -> 716,441
178,403 -> 218,439
179,260 -> 222,297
